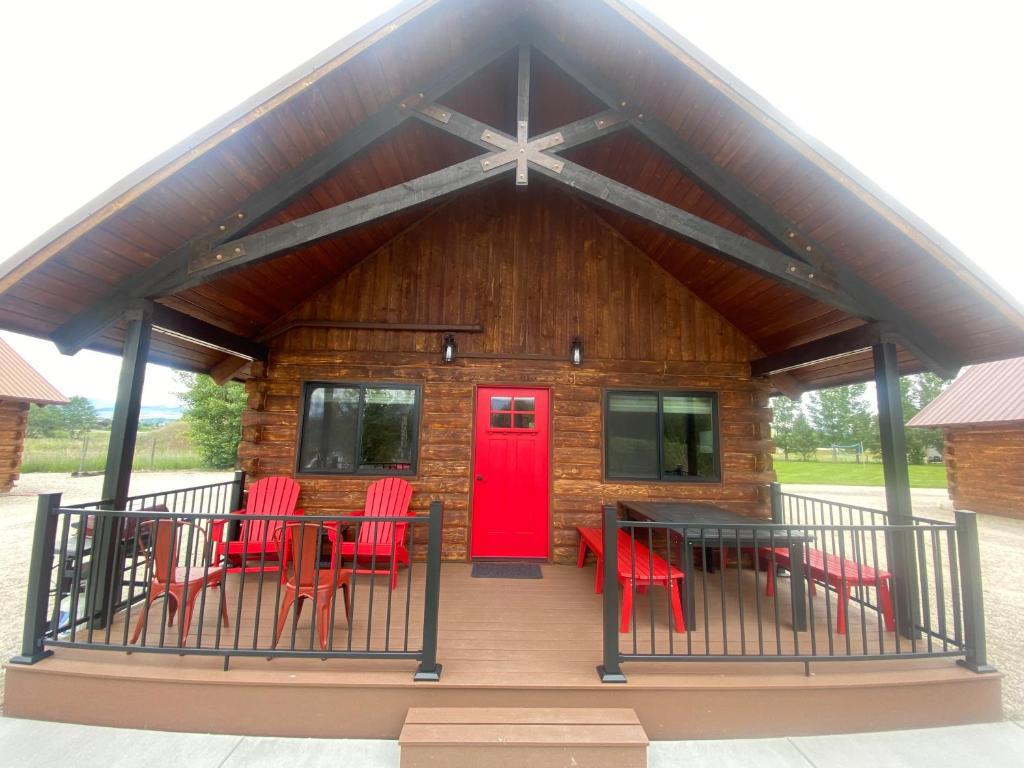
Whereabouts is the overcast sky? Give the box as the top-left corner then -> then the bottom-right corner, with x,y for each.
1,0 -> 1021,406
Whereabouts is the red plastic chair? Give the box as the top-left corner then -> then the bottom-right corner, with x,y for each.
130,519 -> 229,646
212,476 -> 302,574
274,522 -> 350,651
329,477 -> 414,590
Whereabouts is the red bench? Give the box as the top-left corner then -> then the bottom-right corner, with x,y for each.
577,526 -> 686,633
759,546 -> 894,634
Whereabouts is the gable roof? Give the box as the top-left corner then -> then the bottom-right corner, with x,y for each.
908,356 -> 1024,428
0,337 -> 68,405
1,0 -> 1022,389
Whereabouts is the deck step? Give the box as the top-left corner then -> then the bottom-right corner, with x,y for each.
399,707 -> 648,768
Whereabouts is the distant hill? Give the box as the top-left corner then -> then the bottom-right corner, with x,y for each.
93,403 -> 183,421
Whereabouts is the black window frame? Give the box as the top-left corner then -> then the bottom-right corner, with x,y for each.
603,389 -> 721,483
295,381 -> 422,477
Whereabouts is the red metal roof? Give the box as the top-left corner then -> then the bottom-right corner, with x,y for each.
908,356 -> 1024,427
0,337 -> 68,405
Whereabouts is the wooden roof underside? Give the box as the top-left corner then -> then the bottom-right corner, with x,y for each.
2,0 -> 1022,390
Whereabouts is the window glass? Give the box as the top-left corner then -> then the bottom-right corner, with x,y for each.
662,395 -> 715,478
513,397 -> 535,412
490,413 -> 512,428
605,392 -> 659,479
490,396 -> 512,411
298,383 -> 419,475
514,413 -> 535,429
605,391 -> 719,482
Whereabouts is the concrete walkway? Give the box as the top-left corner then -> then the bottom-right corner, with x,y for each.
2,718 -> 1024,767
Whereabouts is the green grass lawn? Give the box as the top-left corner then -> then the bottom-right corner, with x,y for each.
20,421 -> 202,473
773,458 -> 948,489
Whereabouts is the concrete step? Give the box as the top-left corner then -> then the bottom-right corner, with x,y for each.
399,707 -> 648,767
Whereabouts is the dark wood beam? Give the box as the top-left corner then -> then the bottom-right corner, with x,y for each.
516,44 -> 531,185
149,303 -> 266,361
51,31 -> 519,355
171,157 -> 509,290
529,32 -> 959,379
873,341 -> 920,638
531,157 -> 862,314
86,304 -> 151,628
258,320 -> 484,342
750,323 -> 893,377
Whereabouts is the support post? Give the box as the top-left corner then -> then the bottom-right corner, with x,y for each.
414,500 -> 444,681
9,493 -> 61,665
873,342 -> 920,638
956,510 -> 996,673
770,482 -> 784,524
87,305 -> 152,628
598,504 -> 627,682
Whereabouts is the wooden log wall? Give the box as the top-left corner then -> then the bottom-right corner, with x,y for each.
238,182 -> 775,562
0,399 -> 30,493
944,424 -> 1024,518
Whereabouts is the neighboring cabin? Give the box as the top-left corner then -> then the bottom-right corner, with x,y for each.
909,356 -> 1024,518
0,337 -> 67,491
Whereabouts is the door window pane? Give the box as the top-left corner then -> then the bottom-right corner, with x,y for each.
490,413 -> 512,428
605,392 -> 659,478
513,397 -> 535,412
514,413 -> 535,429
490,397 -> 512,412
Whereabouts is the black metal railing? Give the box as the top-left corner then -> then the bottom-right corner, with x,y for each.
599,487 -> 992,681
12,476 -> 443,681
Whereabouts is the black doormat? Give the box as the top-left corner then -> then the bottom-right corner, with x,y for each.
471,562 -> 543,579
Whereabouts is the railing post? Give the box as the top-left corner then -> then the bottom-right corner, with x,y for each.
598,504 -> 626,683
227,469 -> 246,542
770,482 -> 784,524
9,493 -> 61,665
414,500 -> 444,681
955,510 -> 996,673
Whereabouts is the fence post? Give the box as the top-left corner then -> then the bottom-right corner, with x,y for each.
9,493 -> 61,665
414,500 -> 443,681
770,482 -> 784,524
955,510 -> 996,673
598,504 -> 626,683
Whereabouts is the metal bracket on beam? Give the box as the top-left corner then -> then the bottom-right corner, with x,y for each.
191,241 -> 247,273
417,103 -> 452,124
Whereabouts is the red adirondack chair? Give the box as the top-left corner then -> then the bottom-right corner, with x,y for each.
274,522 -> 350,651
329,477 -> 414,590
131,519 -> 229,646
212,476 -> 302,574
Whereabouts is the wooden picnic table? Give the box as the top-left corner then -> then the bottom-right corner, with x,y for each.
616,501 -> 811,631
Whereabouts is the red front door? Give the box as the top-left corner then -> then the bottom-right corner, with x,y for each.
471,387 -> 550,559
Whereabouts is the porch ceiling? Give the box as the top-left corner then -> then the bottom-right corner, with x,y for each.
2,0 -> 1022,389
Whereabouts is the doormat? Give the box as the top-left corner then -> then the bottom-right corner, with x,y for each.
471,562 -> 543,579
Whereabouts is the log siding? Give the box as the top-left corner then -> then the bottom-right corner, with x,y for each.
0,400 -> 30,493
238,182 -> 774,562
943,423 -> 1024,518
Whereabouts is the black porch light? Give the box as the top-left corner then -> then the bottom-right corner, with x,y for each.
441,333 -> 457,364
570,336 -> 583,366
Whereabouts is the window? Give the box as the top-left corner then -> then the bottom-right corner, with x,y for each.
488,395 -> 536,430
297,383 -> 420,475
604,390 -> 720,482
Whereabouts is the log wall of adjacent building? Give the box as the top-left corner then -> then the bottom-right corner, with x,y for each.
0,399 -> 30,493
944,423 -> 1024,518
238,182 -> 774,562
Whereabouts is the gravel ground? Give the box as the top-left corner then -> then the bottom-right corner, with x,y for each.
0,471 -> 231,711
787,484 -> 1024,720
1,477 -> 1018,719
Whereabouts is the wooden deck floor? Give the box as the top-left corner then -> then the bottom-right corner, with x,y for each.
3,563 -> 1000,739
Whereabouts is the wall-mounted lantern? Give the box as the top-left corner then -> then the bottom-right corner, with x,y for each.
570,337 -> 583,366
442,333 -> 457,364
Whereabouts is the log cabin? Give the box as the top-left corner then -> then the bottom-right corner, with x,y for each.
909,356 -> 1024,518
3,0 -> 1024,748
0,337 -> 67,492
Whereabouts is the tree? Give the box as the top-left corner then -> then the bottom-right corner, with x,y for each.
26,395 -> 97,438
769,395 -> 800,460
806,384 -> 872,460
902,372 -> 948,464
790,413 -> 819,461
175,372 -> 247,468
